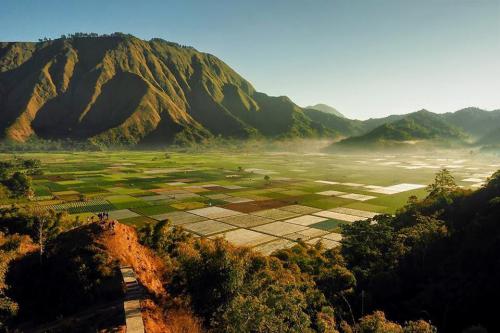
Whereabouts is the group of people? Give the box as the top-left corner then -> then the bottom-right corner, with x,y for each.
86,212 -> 110,224
98,212 -> 110,221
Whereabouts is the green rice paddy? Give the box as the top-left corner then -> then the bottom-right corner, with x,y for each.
2,149 -> 498,253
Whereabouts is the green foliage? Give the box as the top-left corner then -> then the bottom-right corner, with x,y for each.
6,225 -> 121,323
0,185 -> 10,200
0,138 -> 103,152
0,206 -> 72,242
341,217 -> 397,283
341,169 -> 500,332
0,157 -> 43,198
0,233 -> 35,328
138,220 -> 191,255
0,245 -> 19,328
356,311 -> 403,333
403,320 -> 437,333
171,238 -> 330,332
3,172 -> 31,198
426,168 -> 458,198
272,243 -> 356,318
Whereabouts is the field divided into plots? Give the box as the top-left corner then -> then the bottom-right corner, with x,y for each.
3,150 -> 499,254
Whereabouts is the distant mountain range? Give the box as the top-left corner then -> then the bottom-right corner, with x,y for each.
333,108 -> 500,149
337,110 -> 466,147
0,34 -> 498,147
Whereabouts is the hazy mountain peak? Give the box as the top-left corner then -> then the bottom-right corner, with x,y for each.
305,103 -> 344,118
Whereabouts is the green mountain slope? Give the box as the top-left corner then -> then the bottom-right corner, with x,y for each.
478,126 -> 500,146
0,34 -> 333,145
336,110 -> 468,147
305,103 -> 344,118
442,107 -> 500,138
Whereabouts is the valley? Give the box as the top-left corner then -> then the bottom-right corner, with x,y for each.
6,148 -> 498,254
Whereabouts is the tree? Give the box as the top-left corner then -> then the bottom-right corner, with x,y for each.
3,172 -> 31,198
0,185 -> 10,201
341,217 -> 396,283
316,265 -> 356,305
356,311 -> 403,333
171,238 -> 329,332
21,159 -> 41,170
22,159 -> 42,176
426,169 -> 458,198
32,209 -> 63,264
403,320 -> 436,333
264,175 -> 271,183
0,162 -> 13,181
78,193 -> 87,202
138,220 -> 191,255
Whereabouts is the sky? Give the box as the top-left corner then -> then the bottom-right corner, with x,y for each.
0,0 -> 499,119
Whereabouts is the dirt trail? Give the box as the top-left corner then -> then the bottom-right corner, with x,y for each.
95,221 -> 171,332
121,266 -> 145,333
27,221 -> 201,333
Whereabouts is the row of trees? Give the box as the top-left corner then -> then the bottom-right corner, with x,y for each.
38,32 -> 132,43
0,138 -> 103,152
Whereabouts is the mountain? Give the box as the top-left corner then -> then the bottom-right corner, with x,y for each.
0,34 -> 337,146
335,110 -> 468,147
305,103 -> 344,118
0,34 -> 497,148
442,107 -> 500,139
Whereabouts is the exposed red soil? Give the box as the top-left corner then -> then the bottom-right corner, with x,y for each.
93,221 -> 203,333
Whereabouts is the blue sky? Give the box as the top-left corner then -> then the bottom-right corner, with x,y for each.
1,0 -> 499,119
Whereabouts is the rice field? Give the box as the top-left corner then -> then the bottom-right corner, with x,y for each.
2,149 -> 499,254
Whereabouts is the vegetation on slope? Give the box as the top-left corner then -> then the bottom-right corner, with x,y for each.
342,169 -> 500,332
